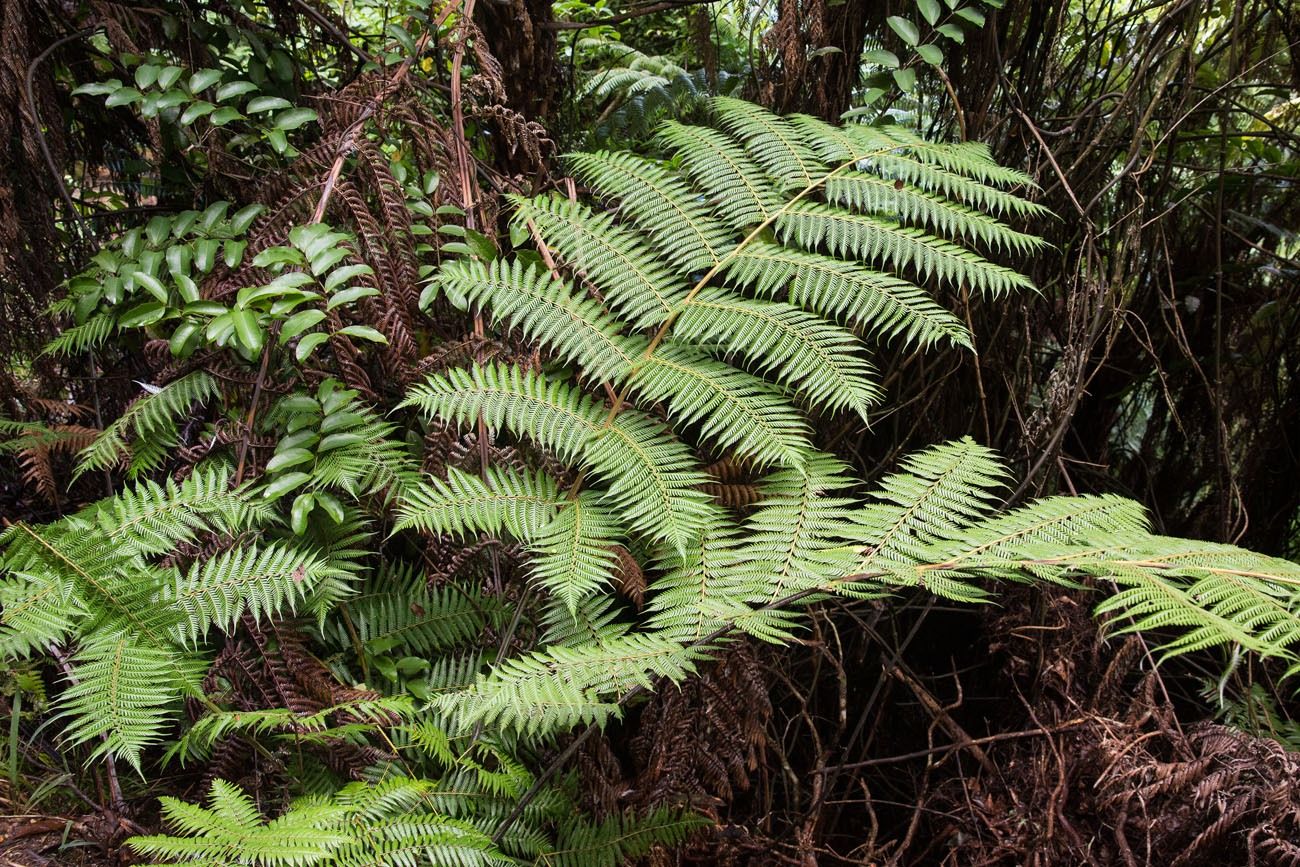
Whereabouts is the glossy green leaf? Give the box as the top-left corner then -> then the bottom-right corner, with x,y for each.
887,15 -> 921,45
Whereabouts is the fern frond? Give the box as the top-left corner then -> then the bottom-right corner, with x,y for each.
858,150 -> 1046,219
778,202 -> 1035,296
96,466 -> 255,556
724,242 -> 971,348
929,494 -> 1151,572
42,313 -> 115,357
850,124 -> 1040,190
584,409 -> 717,552
528,493 -> 622,615
733,455 -> 859,605
647,457 -> 856,644
405,364 -> 715,552
673,289 -> 882,418
333,565 -> 498,656
59,630 -> 206,771
403,364 -> 603,465
169,698 -> 414,766
164,541 -> 337,645
435,632 -> 707,737
824,172 -> 1045,255
644,510 -> 753,642
1089,543 -> 1300,660
711,96 -> 823,189
546,807 -> 707,867
439,259 -> 639,384
297,401 -> 417,500
509,195 -> 687,330
850,437 -> 1007,598
634,344 -> 812,468
566,151 -> 732,272
76,372 -> 219,479
655,121 -> 780,229
394,466 -> 563,539
129,780 -> 352,866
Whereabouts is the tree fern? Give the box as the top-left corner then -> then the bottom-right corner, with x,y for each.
129,778 -> 508,867
401,99 -> 1045,736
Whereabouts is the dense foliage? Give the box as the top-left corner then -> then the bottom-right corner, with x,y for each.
2,0 -> 1298,864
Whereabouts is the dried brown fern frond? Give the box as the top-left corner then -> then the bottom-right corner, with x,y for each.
5,423 -> 101,503
623,643 -> 771,812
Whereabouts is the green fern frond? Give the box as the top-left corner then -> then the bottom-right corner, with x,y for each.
733,455 -> 859,605
165,541 -> 337,645
394,466 -> 563,539
850,124 -> 1040,190
405,364 -> 715,552
295,401 -> 417,500
59,630 -> 206,771
584,409 -> 717,553
439,258 -> 639,384
723,242 -> 971,348
928,494 -> 1151,572
655,121 -> 780,229
42,313 -> 115,357
403,364 -> 603,465
333,565 -> 499,657
1088,541 -> 1300,660
435,632 -> 707,737
168,698 -> 414,766
860,150 -> 1046,219
97,466 -> 256,555
778,202 -> 1035,296
129,780 -> 353,866
711,96 -> 823,189
566,151 -> 732,271
646,457 -> 856,644
634,344 -> 812,468
76,372 -> 219,479
824,172 -> 1045,255
672,289 -> 882,418
132,776 -> 512,867
644,511 -> 752,642
539,593 -> 630,647
546,808 -> 707,867
528,493 -> 622,615
850,437 -> 1007,597
508,195 -> 687,329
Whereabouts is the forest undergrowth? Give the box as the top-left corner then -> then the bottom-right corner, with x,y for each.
2,0 -> 1299,865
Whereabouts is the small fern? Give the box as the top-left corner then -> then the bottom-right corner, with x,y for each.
75,371 -> 219,479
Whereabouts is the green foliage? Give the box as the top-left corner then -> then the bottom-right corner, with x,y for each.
73,56 -> 319,155
574,38 -> 742,142
839,439 -> 1300,672
0,466 -> 360,768
53,216 -> 385,365
128,778 -> 508,867
11,44 -> 1300,865
261,378 -> 418,523
75,371 -> 219,479
47,203 -> 264,357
